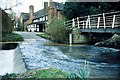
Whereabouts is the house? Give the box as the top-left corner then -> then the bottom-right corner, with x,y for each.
19,13 -> 29,30
20,0 -> 64,32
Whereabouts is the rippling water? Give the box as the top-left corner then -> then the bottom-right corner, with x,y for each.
19,39 -> 120,78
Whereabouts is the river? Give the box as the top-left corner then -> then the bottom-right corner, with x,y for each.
17,32 -> 120,78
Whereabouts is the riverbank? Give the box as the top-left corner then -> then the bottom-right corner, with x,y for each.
1,68 -> 69,79
95,34 -> 120,49
36,33 -> 120,50
1,33 -> 23,42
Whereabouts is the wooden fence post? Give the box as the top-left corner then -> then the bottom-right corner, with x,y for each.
77,17 -> 80,28
103,13 -> 106,29
88,15 -> 91,29
97,17 -> 100,28
112,15 -> 116,28
72,18 -> 75,27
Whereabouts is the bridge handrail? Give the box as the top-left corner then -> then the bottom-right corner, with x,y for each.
65,11 -> 120,29
77,11 -> 120,19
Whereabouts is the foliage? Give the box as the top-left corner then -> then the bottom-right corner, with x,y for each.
45,17 -> 70,43
36,33 -> 52,41
17,68 -> 69,78
68,60 -> 90,80
62,2 -> 120,20
1,73 -> 17,80
1,33 -> 23,42
32,68 -> 68,78
15,18 -> 23,31
2,9 -> 14,33
1,66 -> 90,79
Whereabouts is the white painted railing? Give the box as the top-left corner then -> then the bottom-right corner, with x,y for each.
65,11 -> 120,29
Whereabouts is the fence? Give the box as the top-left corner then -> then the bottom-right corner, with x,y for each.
65,11 -> 120,29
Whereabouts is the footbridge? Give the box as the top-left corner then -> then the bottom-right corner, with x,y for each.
66,11 -> 120,33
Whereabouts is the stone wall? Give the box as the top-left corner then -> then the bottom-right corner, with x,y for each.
0,8 -> 2,42
72,28 -> 91,44
1,8 -> 14,33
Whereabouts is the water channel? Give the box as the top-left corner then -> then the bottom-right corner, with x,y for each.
18,37 -> 120,78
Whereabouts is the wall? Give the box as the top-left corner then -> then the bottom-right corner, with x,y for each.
0,44 -> 26,75
29,5 -> 34,20
48,7 -> 55,23
0,8 -> 2,42
72,28 -> 91,44
1,8 -> 14,33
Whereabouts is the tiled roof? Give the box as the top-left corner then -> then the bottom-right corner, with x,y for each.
34,9 -> 45,19
20,13 -> 29,20
20,2 -> 64,20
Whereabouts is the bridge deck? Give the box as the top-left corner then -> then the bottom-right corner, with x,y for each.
80,27 -> 120,33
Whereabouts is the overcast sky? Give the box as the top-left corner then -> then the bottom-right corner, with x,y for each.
0,0 -> 66,16
1,0 -> 120,16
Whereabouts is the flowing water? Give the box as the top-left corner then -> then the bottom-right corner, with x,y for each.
0,45 -> 26,75
19,38 -> 120,78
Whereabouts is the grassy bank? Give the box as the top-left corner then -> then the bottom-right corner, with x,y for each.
36,33 -> 52,41
1,62 -> 90,79
1,33 -> 23,42
1,68 -> 69,79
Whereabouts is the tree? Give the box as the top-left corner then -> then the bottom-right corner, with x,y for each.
16,18 -> 22,31
45,17 -> 70,43
62,2 -> 120,20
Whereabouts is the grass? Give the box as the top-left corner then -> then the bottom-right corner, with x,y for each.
1,33 -> 23,42
69,60 -> 90,80
32,68 -> 68,78
1,62 -> 90,79
36,33 -> 52,41
2,68 -> 69,79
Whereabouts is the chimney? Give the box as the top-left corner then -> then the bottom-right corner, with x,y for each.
29,5 -> 34,19
49,0 -> 54,8
44,2 -> 48,15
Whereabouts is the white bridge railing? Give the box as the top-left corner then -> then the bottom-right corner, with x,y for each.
65,11 -> 120,29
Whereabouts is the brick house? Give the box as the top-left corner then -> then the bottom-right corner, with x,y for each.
20,0 -> 64,32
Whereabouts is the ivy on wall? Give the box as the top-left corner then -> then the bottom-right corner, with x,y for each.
1,9 -> 14,33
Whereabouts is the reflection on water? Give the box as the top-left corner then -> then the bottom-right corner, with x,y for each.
19,39 -> 120,78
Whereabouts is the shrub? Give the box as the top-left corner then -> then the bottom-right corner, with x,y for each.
68,60 -> 90,80
1,33 -> 23,42
17,68 -> 69,78
45,17 -> 70,43
1,73 -> 17,80
15,18 -> 23,31
32,68 -> 68,78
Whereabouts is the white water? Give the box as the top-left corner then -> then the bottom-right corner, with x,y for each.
0,50 -> 14,75
0,46 -> 26,75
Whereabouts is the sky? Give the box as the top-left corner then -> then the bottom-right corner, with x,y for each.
1,0 -> 120,16
0,0 -> 66,16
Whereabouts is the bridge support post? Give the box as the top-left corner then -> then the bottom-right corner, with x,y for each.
69,33 -> 72,45
72,27 -> 91,44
